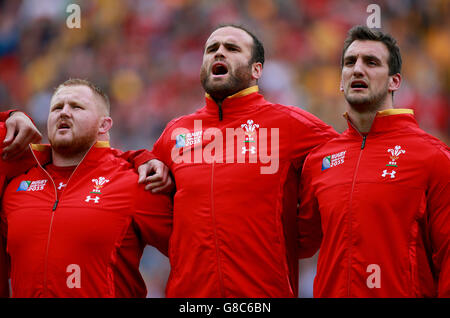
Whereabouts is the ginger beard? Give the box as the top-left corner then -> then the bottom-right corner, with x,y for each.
48,117 -> 100,158
200,59 -> 253,101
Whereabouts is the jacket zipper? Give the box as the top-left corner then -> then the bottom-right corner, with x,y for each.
218,104 -> 223,121
30,144 -> 95,296
210,157 -> 225,296
42,178 -> 57,297
347,133 -> 366,297
29,149 -> 59,297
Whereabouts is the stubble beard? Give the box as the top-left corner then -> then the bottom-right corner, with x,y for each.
49,129 -> 98,159
345,85 -> 390,113
200,62 -> 253,102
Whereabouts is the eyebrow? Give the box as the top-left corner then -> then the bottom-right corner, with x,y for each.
344,54 -> 383,63
205,41 -> 241,52
50,99 -> 85,109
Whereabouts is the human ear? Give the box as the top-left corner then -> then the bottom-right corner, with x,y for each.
99,116 -> 113,135
388,73 -> 401,93
252,62 -> 263,80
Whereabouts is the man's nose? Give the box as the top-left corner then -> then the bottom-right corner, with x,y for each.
59,104 -> 71,116
214,45 -> 226,59
352,58 -> 364,76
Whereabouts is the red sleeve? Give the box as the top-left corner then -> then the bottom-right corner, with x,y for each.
132,185 -> 173,256
287,107 -> 338,170
110,148 -> 158,170
150,117 -> 185,168
0,111 -> 14,122
110,117 -> 182,170
0,110 -> 35,124
0,123 -> 35,179
427,145 -> 450,297
297,153 -> 323,259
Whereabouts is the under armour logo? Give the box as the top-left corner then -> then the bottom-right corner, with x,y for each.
381,169 -> 396,178
58,182 -> 67,190
242,146 -> 256,154
85,195 -> 100,203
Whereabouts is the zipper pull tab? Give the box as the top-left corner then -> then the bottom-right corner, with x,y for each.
52,200 -> 59,211
361,135 -> 367,149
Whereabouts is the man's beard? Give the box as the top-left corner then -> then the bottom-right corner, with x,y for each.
200,62 -> 253,101
49,130 -> 97,159
345,86 -> 390,113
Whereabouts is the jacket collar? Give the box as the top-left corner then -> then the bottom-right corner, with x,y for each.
344,109 -> 417,137
204,86 -> 266,118
30,141 -> 112,168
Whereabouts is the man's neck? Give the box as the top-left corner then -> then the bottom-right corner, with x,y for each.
207,84 -> 259,107
51,150 -> 89,167
347,108 -> 378,134
214,98 -> 223,107
51,135 -> 109,167
347,99 -> 393,134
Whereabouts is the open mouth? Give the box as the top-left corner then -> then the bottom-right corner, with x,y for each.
211,62 -> 228,76
57,122 -> 71,130
350,80 -> 368,89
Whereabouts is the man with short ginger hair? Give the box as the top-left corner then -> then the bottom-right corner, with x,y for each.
1,79 -> 173,297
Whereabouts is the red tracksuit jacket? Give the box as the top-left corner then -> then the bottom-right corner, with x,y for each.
1,141 -> 173,297
298,109 -> 450,297
134,86 -> 338,297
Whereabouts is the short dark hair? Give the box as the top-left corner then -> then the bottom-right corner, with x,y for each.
54,78 -> 110,115
213,24 -> 265,66
341,25 -> 402,75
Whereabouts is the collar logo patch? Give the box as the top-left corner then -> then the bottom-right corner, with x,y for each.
322,151 -> 346,171
176,131 -> 202,148
16,180 -> 48,192
90,177 -> 109,194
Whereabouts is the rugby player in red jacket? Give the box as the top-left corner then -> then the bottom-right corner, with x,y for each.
298,26 -> 449,297
134,25 -> 339,297
1,80 -> 173,297
0,110 -> 41,297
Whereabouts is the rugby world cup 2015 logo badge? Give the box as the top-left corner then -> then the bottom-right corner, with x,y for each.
16,180 -> 48,192
322,151 -> 346,171
322,156 -> 332,170
175,131 -> 202,148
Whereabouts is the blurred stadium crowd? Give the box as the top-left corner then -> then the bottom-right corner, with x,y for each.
0,0 -> 448,297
